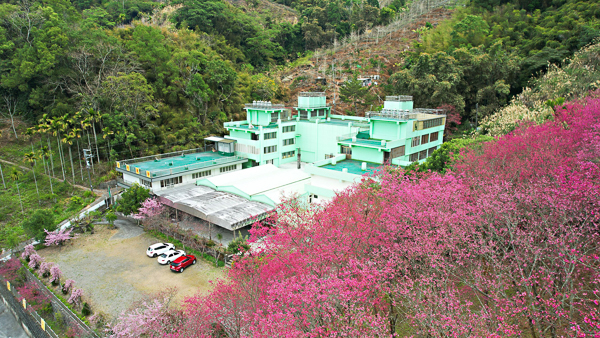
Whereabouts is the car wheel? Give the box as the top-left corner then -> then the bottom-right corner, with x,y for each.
153,254 -> 157,258
180,267 -> 184,273
167,260 -> 171,264
193,260 -> 196,265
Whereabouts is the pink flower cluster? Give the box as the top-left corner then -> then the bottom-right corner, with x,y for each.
133,199 -> 164,220
44,228 -> 76,247
68,288 -> 83,306
109,95 -> 600,336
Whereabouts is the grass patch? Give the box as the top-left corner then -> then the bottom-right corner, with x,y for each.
0,163 -> 94,248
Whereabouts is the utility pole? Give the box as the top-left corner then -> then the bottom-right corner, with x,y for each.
83,148 -> 94,193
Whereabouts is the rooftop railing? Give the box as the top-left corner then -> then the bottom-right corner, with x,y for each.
386,95 -> 413,102
118,148 -> 204,166
143,155 -> 247,178
366,109 -> 417,120
413,108 -> 446,116
245,101 -> 285,109
299,92 -> 326,97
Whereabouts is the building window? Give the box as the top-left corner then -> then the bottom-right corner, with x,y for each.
283,125 -> 295,133
411,137 -> 421,147
264,132 -> 277,140
160,176 -> 182,188
421,134 -> 429,144
428,146 -> 437,156
341,146 -> 352,155
140,179 -> 152,188
282,151 -> 295,159
251,133 -> 259,141
220,165 -> 236,173
299,110 -> 309,119
192,170 -> 211,179
419,150 -> 428,160
423,118 -> 444,129
271,112 -> 279,123
430,131 -> 439,142
390,145 -> 405,158
283,138 -> 295,146
264,145 -> 277,154
266,159 -> 274,165
409,153 -> 419,162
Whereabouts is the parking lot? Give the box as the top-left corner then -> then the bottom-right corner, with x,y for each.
38,219 -> 226,320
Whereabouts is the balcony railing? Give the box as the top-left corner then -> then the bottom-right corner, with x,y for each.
386,95 -> 413,102
299,92 -> 326,97
366,109 -> 417,120
413,108 -> 446,116
245,102 -> 285,109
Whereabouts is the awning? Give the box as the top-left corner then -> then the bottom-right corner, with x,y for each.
204,136 -> 225,142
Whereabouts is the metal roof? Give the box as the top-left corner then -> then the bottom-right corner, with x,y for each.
155,184 -> 274,231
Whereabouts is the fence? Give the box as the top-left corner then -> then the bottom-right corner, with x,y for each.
23,269 -> 99,338
0,275 -> 58,338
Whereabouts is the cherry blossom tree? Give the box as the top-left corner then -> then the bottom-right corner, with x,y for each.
21,244 -> 36,260
44,228 -> 76,247
49,265 -> 62,284
108,95 -> 600,336
0,257 -> 22,281
28,253 -> 43,269
69,288 -> 84,307
133,198 -> 164,220
63,279 -> 75,294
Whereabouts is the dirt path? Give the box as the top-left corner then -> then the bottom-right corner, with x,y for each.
38,222 -> 226,320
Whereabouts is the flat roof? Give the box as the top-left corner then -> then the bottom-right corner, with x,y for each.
197,164 -> 310,204
117,151 -> 246,179
319,159 -> 382,176
338,137 -> 387,148
155,184 -> 274,231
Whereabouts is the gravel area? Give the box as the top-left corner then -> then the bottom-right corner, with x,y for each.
38,222 -> 226,321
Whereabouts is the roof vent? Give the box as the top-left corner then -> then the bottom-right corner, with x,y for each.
331,158 -> 337,166
361,162 -> 367,171
342,168 -> 348,173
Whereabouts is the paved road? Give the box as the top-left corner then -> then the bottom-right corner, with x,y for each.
0,301 -> 29,338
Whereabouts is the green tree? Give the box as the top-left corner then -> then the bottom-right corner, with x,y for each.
339,76 -> 370,115
22,209 -> 56,241
116,184 -> 150,216
105,210 -> 118,229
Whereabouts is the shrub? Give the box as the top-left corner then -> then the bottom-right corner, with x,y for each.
22,209 -> 55,241
82,302 -> 91,316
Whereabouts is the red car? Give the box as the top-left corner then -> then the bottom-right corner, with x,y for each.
170,255 -> 197,273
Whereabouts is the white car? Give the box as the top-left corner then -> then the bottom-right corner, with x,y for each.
157,250 -> 186,265
146,243 -> 175,258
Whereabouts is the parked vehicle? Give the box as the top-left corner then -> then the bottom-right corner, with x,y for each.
146,243 -> 175,258
170,255 -> 197,273
157,250 -> 185,265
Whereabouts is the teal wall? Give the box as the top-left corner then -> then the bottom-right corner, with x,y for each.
246,109 -> 281,126
298,96 -> 326,108
351,146 -> 383,164
384,101 -> 414,110
371,120 -> 399,140
229,130 -> 251,140
296,120 -> 359,162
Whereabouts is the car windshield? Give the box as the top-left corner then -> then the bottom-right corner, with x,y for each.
160,254 -> 167,258
155,246 -> 165,250
171,262 -> 180,266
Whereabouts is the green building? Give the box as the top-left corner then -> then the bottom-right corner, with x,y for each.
224,93 -> 446,168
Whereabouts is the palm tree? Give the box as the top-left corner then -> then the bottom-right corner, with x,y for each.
36,117 -> 57,179
10,168 -> 24,214
88,108 -> 102,165
48,116 -> 67,180
78,113 -> 95,174
24,151 -> 40,204
61,131 -> 78,184
38,145 -> 54,196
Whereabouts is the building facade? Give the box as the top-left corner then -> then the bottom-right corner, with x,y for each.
225,93 -> 446,168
